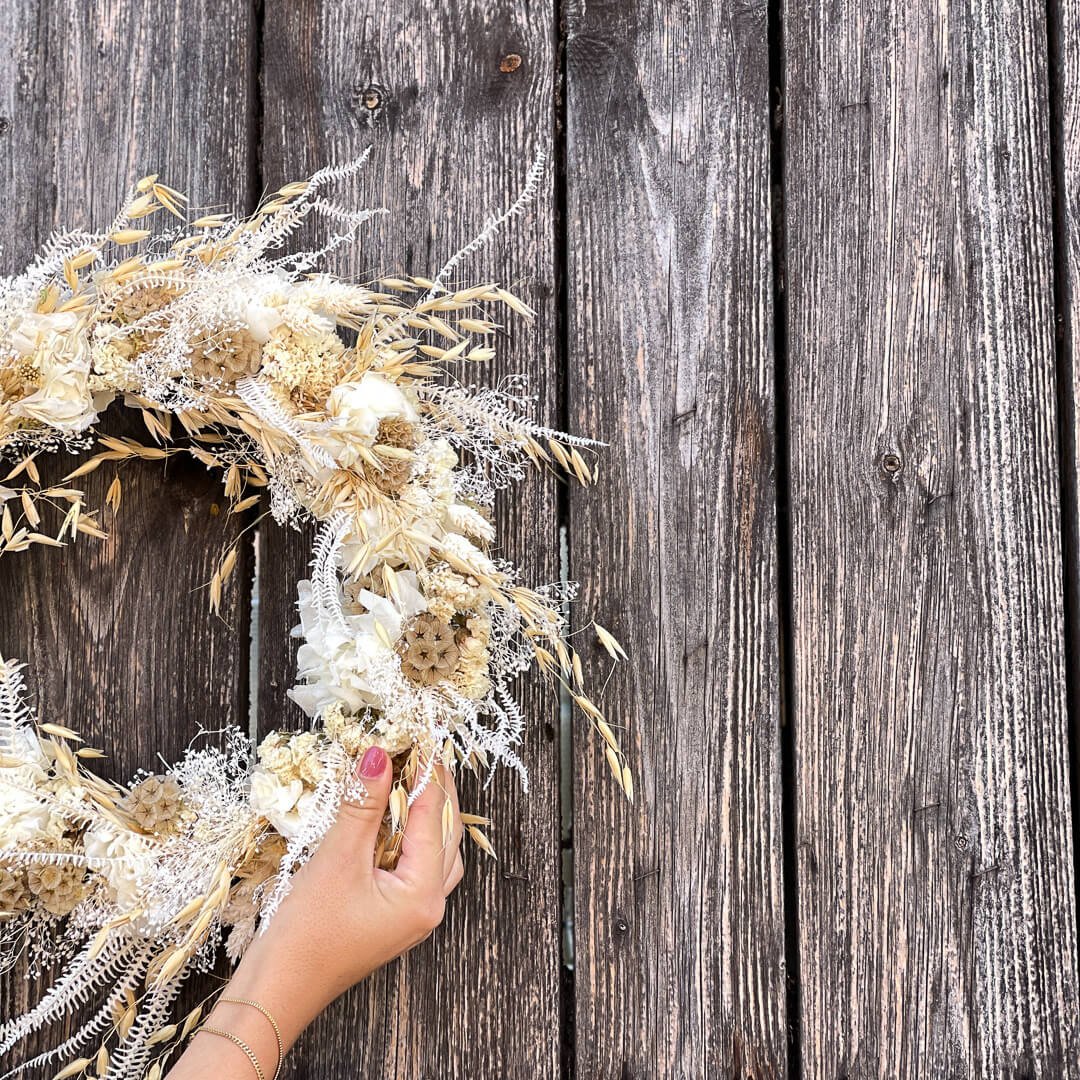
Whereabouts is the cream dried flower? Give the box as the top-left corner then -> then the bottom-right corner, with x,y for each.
0,357 -> 39,402
323,702 -> 376,757
257,731 -> 294,776
256,731 -> 325,787
371,712 -> 429,756
10,341 -> 102,433
261,325 -> 346,406
110,285 -> 180,324
289,731 -> 325,787
89,338 -> 142,392
420,566 -> 486,618
452,616 -> 493,700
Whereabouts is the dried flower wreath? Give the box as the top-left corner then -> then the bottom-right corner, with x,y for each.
0,153 -> 629,1079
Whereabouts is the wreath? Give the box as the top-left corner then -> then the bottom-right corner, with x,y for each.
0,153 -> 629,1079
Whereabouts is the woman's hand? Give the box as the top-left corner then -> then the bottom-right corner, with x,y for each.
168,745 -> 464,1078
236,745 -> 465,1004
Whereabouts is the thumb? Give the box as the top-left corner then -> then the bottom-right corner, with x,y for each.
323,745 -> 392,863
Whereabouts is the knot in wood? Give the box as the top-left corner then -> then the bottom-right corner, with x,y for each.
355,83 -> 389,121
880,451 -> 903,476
499,53 -> 523,73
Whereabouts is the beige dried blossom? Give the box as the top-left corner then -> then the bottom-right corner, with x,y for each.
122,775 -> 185,834
376,416 -> 419,450
451,616 -> 493,700
110,285 -> 179,324
323,702 -> 375,757
257,731 -> 294,777
341,579 -> 367,615
293,733 -> 324,787
222,835 -> 286,928
465,614 -> 491,646
399,613 -> 460,686
188,329 -> 262,384
373,714 -> 429,756
419,565 -> 486,622
221,834 -> 288,960
0,358 -> 39,402
0,865 -> 30,913
365,416 -> 420,495
27,854 -> 86,917
257,731 -> 324,787
323,703 -> 424,757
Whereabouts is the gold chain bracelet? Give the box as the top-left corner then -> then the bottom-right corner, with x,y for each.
201,1026 -> 265,1080
220,997 -> 284,1078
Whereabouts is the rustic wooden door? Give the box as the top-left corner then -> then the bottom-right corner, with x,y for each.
2,0 -> 1080,1077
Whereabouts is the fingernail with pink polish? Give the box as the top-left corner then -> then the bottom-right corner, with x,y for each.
357,745 -> 388,779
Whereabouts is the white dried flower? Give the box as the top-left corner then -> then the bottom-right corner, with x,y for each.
318,373 -> 419,467
288,569 -> 426,719
0,728 -> 61,847
10,340 -> 108,433
83,824 -> 151,911
248,767 -> 317,840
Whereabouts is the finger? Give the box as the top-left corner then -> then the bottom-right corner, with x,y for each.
395,762 -> 447,888
444,851 -> 464,895
319,745 -> 392,868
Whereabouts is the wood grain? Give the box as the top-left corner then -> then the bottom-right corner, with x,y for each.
563,0 -> 789,1075
783,0 -> 1080,1073
4,0 -> 1080,1075
0,0 -> 256,1072
1051,0 -> 1080,1024
259,2 -> 563,1076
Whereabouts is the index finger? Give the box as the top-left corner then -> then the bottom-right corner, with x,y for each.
395,762 -> 448,888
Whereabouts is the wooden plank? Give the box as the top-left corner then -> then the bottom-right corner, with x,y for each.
783,0 -> 1080,1073
259,3 -> 563,1076
1051,0 -> 1080,994
0,0 -> 256,1066
564,1 -> 789,1075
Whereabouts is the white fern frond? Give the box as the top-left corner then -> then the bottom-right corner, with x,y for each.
0,936 -> 138,1057
422,151 -> 547,302
105,966 -> 187,1080
0,960 -> 149,1080
235,376 -> 337,469
0,656 -> 33,755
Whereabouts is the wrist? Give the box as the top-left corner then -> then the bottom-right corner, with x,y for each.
221,936 -> 332,1051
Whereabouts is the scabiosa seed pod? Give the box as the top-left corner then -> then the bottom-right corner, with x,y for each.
399,613 -> 460,686
27,858 -> 86,917
0,865 -> 30,913
122,774 -> 185,834
188,330 -> 263,384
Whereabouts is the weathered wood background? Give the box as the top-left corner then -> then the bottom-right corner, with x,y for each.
2,0 -> 1080,1076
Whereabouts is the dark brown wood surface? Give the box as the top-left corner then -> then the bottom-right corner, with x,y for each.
4,0 -> 1080,1076
563,1 -> 789,1077
784,0 -> 1080,1074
